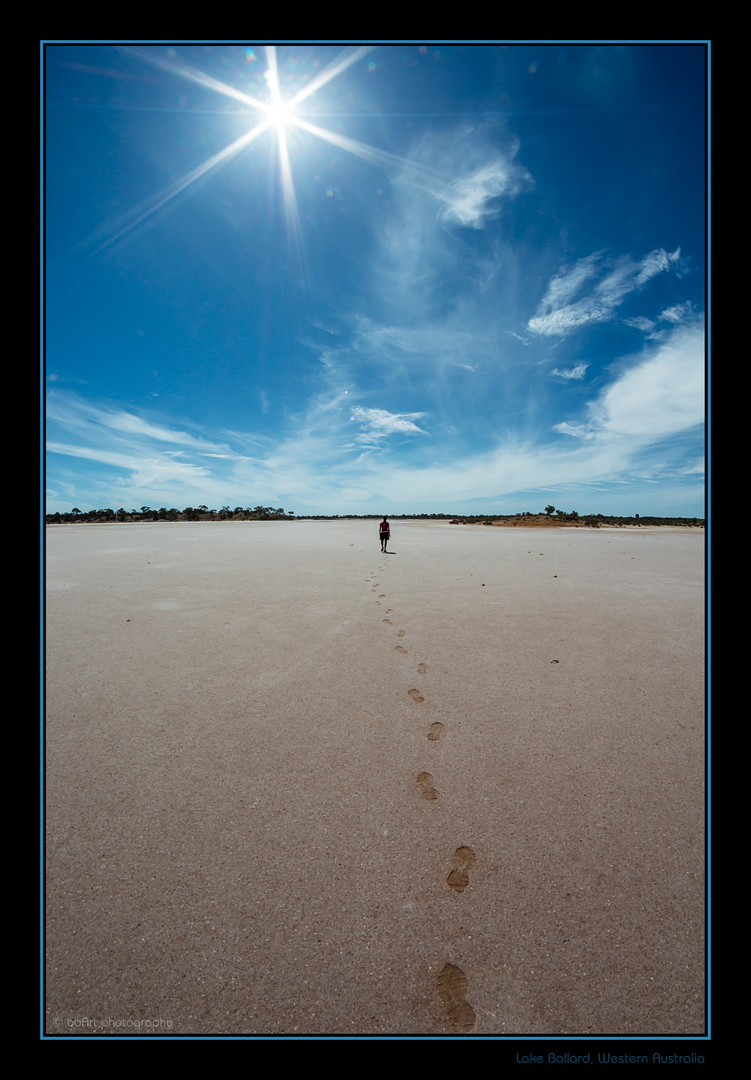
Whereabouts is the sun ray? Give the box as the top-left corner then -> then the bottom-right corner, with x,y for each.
263,47 -> 301,249
287,45 -> 377,111
263,45 -> 283,114
92,119 -> 270,254
123,46 -> 270,112
290,116 -> 444,186
90,46 -> 437,259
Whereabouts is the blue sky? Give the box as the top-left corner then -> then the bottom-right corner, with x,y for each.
45,43 -> 706,516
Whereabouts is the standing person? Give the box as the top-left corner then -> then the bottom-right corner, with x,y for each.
379,516 -> 390,552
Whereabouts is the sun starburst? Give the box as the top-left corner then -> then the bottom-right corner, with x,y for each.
92,44 -> 439,258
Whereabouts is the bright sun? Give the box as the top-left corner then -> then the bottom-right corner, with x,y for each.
268,98 -> 293,128
112,45 -> 434,255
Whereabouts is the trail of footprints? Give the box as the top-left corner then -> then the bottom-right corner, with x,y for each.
368,560 -> 477,1033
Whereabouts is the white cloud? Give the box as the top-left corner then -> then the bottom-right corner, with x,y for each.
555,322 -> 704,441
46,368 -> 704,516
553,421 -> 595,439
436,151 -> 531,229
529,249 -> 678,337
46,391 -> 226,452
594,324 -> 704,437
542,253 -> 601,310
528,297 -> 611,336
45,390 -> 244,508
659,301 -> 693,323
385,124 -> 531,237
551,363 -> 588,380
623,316 -> 656,332
351,406 -> 427,442
634,248 -> 670,285
681,458 -> 705,476
505,330 -> 531,346
46,439 -> 214,486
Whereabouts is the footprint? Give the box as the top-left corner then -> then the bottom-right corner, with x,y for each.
379,594 -> 386,598
428,722 -> 445,741
385,609 -> 393,614
396,646 -> 408,654
408,688 -> 424,703
447,846 -> 476,891
417,663 -> 428,674
416,772 -> 439,800
397,630 -> 406,638
436,963 -> 477,1033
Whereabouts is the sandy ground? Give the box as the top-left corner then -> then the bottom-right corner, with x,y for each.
45,520 -> 705,1036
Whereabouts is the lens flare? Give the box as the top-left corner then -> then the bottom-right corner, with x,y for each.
103,45 -> 441,257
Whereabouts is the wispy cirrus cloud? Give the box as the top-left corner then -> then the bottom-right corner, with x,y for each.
380,121 -> 532,234
528,248 -> 682,337
436,145 -> 532,229
47,391 -> 228,452
46,390 -> 243,504
623,316 -> 656,332
505,330 -> 531,346
48,441 -> 215,487
659,300 -> 693,324
370,124 -> 530,306
46,346 -> 704,515
551,363 -> 588,380
539,252 -> 601,311
350,406 -> 427,443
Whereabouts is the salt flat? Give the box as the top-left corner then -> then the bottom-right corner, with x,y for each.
45,520 -> 705,1036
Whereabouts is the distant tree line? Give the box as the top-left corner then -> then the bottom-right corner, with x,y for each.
45,506 -> 704,527
447,510 -> 704,527
286,510 -> 703,526
45,505 -> 294,524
